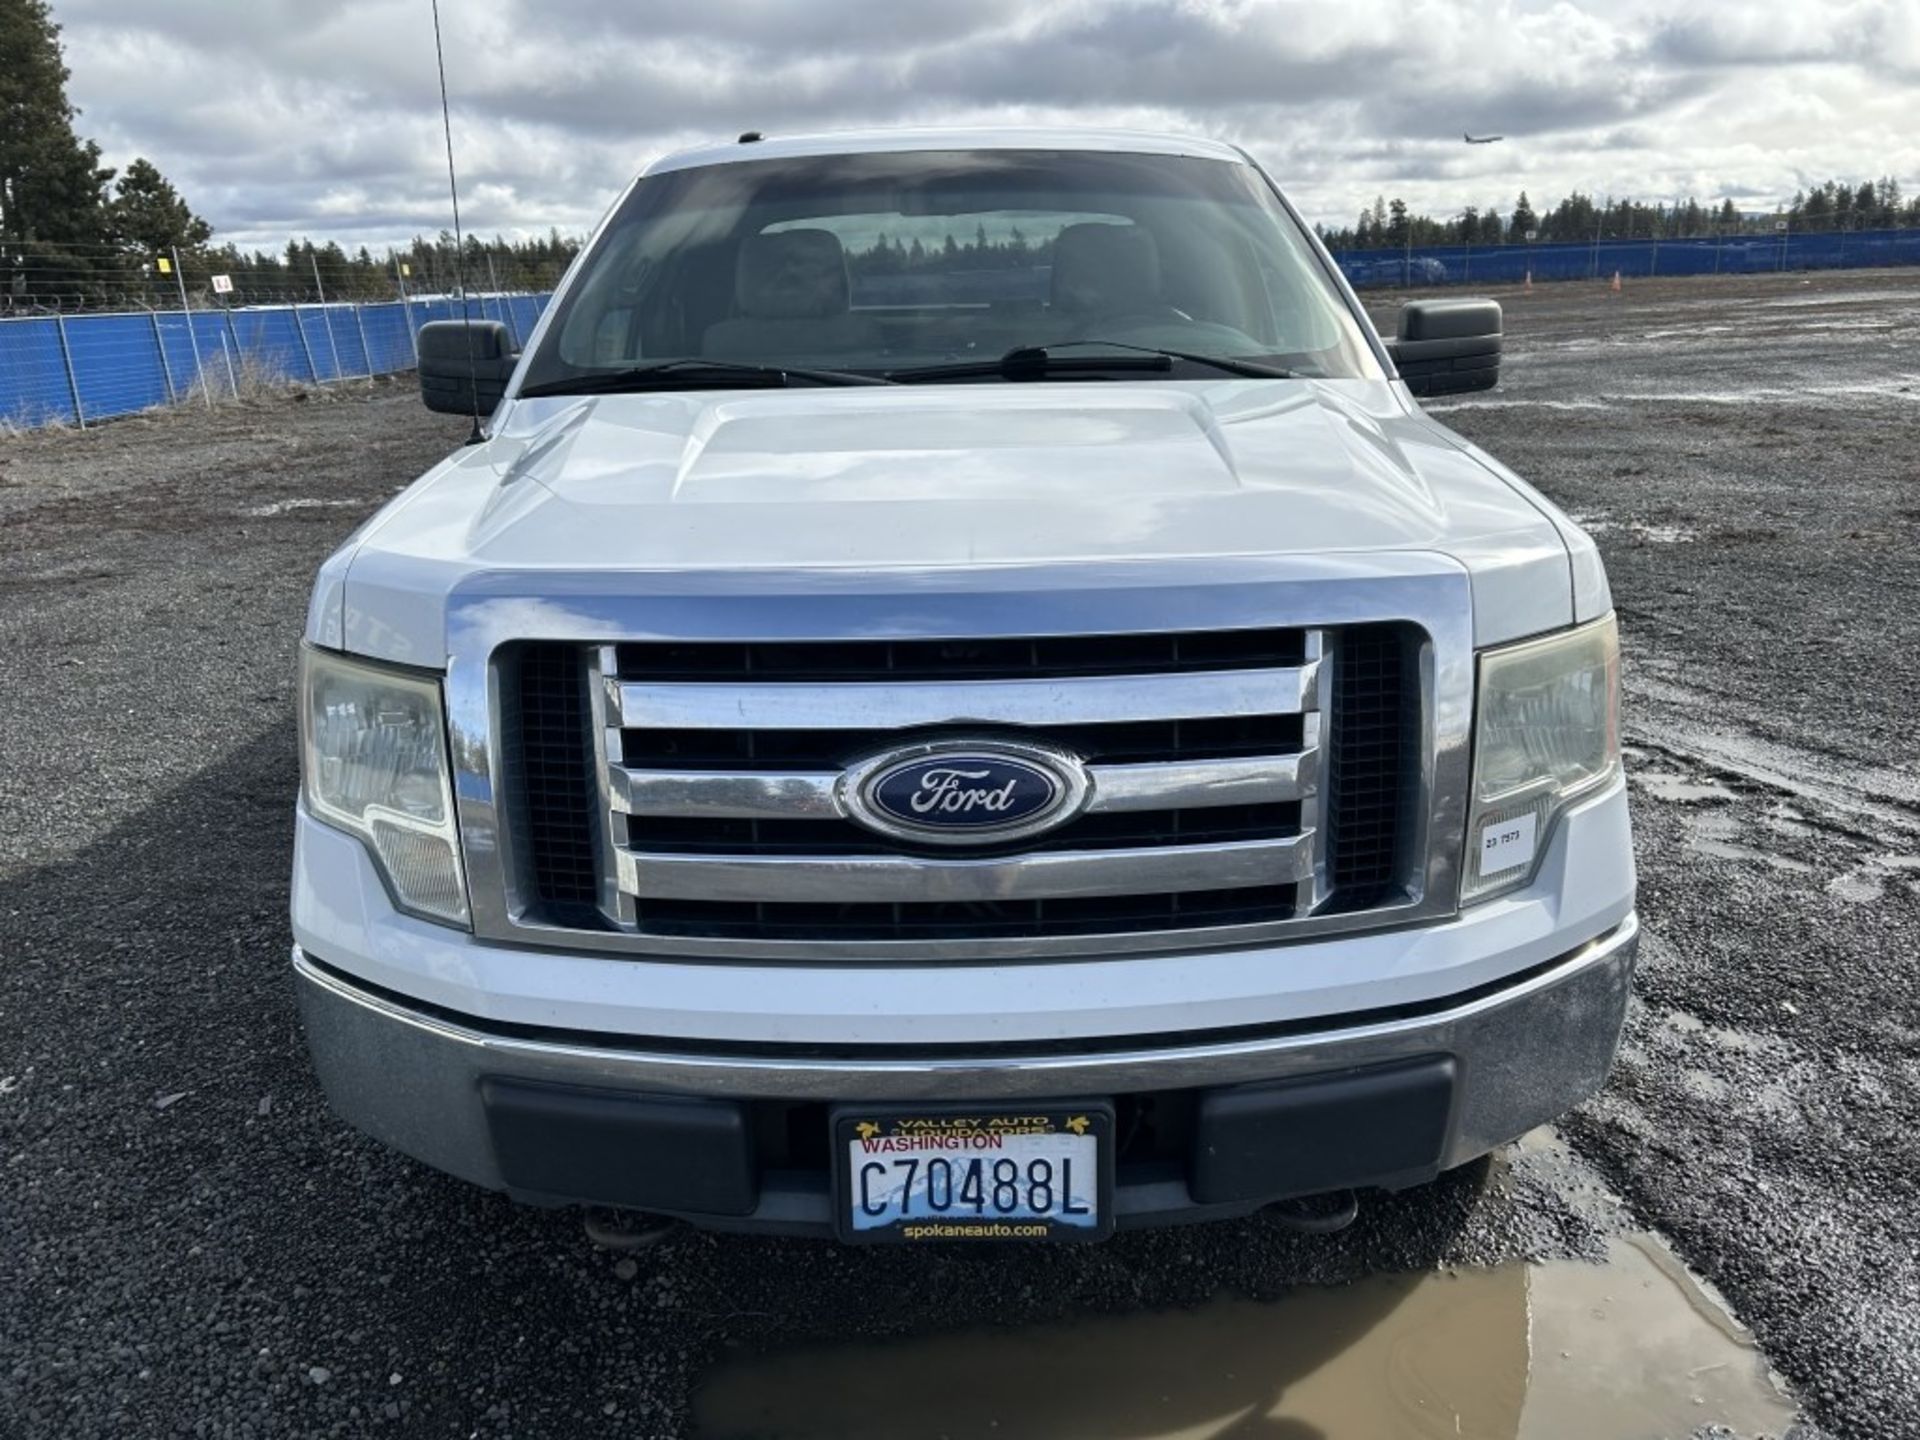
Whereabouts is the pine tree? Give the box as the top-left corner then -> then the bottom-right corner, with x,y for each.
108,156 -> 211,257
1509,191 -> 1537,242
0,0 -> 115,252
1385,198 -> 1409,247
1853,181 -> 1877,225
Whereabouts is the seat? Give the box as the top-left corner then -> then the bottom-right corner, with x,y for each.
1047,222 -> 1185,333
702,229 -> 883,362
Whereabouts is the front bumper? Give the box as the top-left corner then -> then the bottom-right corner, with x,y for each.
293,913 -> 1637,1234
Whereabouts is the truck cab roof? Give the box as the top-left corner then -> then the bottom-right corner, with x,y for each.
646,127 -> 1252,177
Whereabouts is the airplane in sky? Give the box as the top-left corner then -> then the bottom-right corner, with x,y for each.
1464,132 -> 1505,144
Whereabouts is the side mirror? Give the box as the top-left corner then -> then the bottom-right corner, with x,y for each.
417,319 -> 518,417
1387,299 -> 1501,397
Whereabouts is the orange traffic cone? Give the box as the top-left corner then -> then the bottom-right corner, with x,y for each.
1610,270 -> 1622,295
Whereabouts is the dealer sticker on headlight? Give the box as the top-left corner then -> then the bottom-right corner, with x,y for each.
1479,812 -> 1539,876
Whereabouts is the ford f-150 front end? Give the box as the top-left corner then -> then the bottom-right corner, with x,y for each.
291,128 -> 1634,1243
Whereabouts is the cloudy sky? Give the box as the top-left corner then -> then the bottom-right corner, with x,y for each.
51,0 -> 1920,251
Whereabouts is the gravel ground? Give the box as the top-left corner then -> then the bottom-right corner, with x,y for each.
4,271 -> 1914,1437
1371,270 -> 1920,1440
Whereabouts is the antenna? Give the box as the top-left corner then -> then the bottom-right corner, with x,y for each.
431,0 -> 484,445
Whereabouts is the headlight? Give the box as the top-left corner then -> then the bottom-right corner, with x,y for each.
1462,615 -> 1620,903
300,645 -> 470,927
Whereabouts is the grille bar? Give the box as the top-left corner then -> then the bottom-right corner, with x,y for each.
606,665 -> 1318,732
613,629 -> 1308,682
613,767 -> 844,819
615,835 -> 1312,905
610,752 -> 1316,821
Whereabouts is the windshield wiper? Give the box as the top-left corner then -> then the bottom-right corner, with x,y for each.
887,346 -> 1169,384
518,358 -> 895,398
888,342 -> 1296,384
1036,340 -> 1299,379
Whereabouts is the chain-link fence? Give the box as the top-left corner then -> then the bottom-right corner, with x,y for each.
0,292 -> 551,430
0,238 -> 573,314
1332,225 -> 1920,288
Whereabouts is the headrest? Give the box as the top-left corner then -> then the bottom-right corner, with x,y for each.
1049,223 -> 1160,315
735,228 -> 851,320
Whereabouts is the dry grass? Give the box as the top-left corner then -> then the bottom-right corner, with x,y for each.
182,348 -> 300,405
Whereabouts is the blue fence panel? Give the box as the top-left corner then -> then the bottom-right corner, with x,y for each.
478,293 -> 511,342
64,312 -> 170,421
0,317 -> 79,427
507,294 -> 544,343
227,307 -> 313,383
1648,238 -> 1718,276
297,306 -> 346,381
328,306 -> 372,378
360,303 -> 416,373
153,311 -> 237,399
197,311 -> 241,393
1796,233 -> 1845,269
1837,230 -> 1895,268
1337,227 -> 1920,287
1462,246 -> 1533,284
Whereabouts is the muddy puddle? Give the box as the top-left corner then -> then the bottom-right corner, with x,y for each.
694,1234 -> 1794,1440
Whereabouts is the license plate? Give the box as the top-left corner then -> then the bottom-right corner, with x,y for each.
832,1105 -> 1114,1243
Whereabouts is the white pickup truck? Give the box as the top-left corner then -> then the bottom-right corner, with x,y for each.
293,128 -> 1634,1244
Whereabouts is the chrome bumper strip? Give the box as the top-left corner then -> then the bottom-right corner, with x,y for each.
291,914 -> 1636,1103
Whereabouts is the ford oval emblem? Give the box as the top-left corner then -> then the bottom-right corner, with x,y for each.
841,740 -> 1091,847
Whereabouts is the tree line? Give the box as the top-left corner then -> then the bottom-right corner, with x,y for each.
11,0 -> 1920,309
1,0 -> 573,311
190,231 -> 579,304
1321,178 -> 1918,251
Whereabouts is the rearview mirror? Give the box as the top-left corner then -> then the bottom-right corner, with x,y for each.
417,319 -> 518,417
1387,299 -> 1501,397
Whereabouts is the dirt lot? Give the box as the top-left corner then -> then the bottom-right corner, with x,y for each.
3,270 -> 1917,1438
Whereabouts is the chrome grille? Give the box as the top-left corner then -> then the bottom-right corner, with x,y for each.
452,564 -> 1469,963
564,628 -> 1351,955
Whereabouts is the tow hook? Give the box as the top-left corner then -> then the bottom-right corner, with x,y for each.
1264,1189 -> 1360,1234
583,1208 -> 680,1252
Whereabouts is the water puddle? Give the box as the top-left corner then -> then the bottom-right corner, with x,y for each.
239,496 -> 365,517
1637,770 -> 1738,804
1827,853 -> 1920,904
1562,514 -> 1696,544
1423,398 -> 1614,413
1685,836 -> 1818,874
1609,382 -> 1920,407
1627,701 -> 1920,838
693,1235 -> 1794,1440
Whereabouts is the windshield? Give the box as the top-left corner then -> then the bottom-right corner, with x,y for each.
518,148 -> 1383,391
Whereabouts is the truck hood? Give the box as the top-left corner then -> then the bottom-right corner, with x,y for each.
321,379 -> 1587,663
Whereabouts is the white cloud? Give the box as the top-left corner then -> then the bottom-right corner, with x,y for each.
49,0 -> 1920,250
